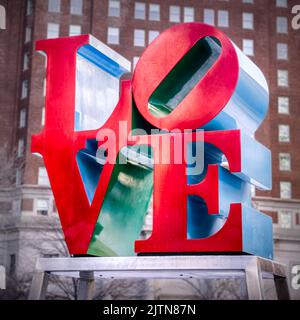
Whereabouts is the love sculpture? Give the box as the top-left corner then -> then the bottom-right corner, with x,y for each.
32,23 -> 273,259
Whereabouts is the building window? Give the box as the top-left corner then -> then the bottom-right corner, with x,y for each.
25,27 -> 32,43
38,167 -> 50,186
148,30 -> 159,44
48,0 -> 60,13
243,39 -> 254,56
12,199 -> 21,215
149,4 -> 160,21
279,124 -> 290,142
134,29 -> 145,47
17,138 -> 25,157
108,0 -> 120,17
26,0 -> 33,15
279,153 -> 291,171
36,199 -> 49,216
243,12 -> 254,29
19,109 -> 26,128
70,0 -> 83,15
21,80 -> 28,99
276,0 -> 287,8
218,10 -> 229,27
135,2 -> 146,20
277,70 -> 288,87
69,25 -> 81,36
9,254 -> 16,276
279,211 -> 292,228
16,169 -> 21,186
47,23 -> 59,39
276,17 -> 288,33
280,182 -> 292,199
133,56 -> 139,70
184,7 -> 194,22
243,0 -> 254,3
278,97 -> 289,114
23,52 -> 30,70
107,27 -> 119,44
204,9 -> 215,26
42,107 -> 45,126
277,43 -> 288,60
169,6 -> 180,23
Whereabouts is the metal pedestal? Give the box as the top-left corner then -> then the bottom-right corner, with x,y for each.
28,255 -> 290,300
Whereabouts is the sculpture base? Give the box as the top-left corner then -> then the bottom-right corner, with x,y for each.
28,255 -> 290,300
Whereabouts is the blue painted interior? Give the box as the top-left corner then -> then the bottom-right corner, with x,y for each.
75,110 -> 80,131
238,132 -> 272,190
78,44 -> 128,78
242,205 -> 273,259
202,67 -> 269,135
187,143 -> 226,239
187,195 -> 224,239
76,139 -> 104,204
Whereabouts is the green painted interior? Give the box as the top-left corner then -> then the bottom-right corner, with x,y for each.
132,98 -> 158,134
148,36 -> 222,117
87,145 -> 153,256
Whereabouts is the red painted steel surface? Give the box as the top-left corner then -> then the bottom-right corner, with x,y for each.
132,23 -> 239,131
32,36 -> 133,254
134,130 -> 243,253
